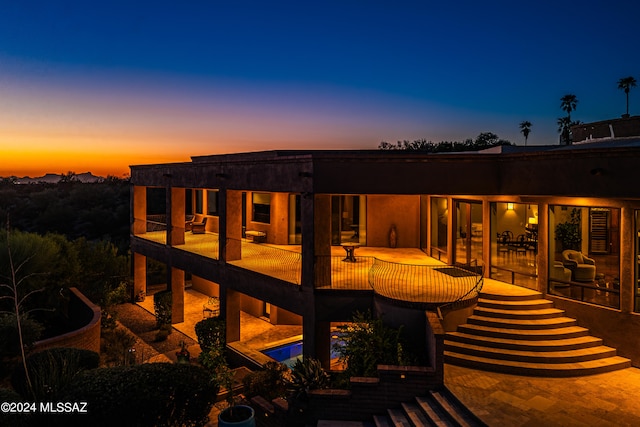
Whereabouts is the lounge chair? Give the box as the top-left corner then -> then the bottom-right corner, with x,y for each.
191,217 -> 207,234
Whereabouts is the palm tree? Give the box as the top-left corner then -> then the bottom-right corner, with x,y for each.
617,76 -> 637,117
557,117 -> 571,145
519,121 -> 532,146
560,94 -> 578,121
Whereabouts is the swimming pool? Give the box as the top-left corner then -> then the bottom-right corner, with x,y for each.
261,334 -> 344,367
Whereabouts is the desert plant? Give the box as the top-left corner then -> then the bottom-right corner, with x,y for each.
334,311 -> 404,379
242,361 -> 289,400
11,347 -> 99,401
101,327 -> 137,366
287,357 -> 330,402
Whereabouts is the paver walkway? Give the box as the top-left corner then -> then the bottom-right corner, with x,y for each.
446,363 -> 640,426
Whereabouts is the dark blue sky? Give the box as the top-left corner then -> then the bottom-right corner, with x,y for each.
2,1 -> 639,175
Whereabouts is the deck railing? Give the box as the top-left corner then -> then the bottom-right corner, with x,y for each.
225,238 -> 302,285
314,256 -> 376,290
369,259 -> 483,307
134,228 -> 482,306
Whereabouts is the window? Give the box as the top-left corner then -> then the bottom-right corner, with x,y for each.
430,197 -> 448,262
194,190 -> 203,214
490,202 -> 537,288
207,190 -> 219,216
548,205 -> 619,309
252,193 -> 271,224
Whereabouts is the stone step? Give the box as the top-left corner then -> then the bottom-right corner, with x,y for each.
478,290 -> 542,301
477,298 -> 554,311
444,351 -> 631,377
467,314 -> 577,330
425,390 -> 482,427
457,323 -> 589,340
445,331 -> 603,351
444,340 -> 618,363
373,414 -> 393,427
414,395 -> 451,426
387,408 -> 411,427
401,402 -> 430,426
473,306 -> 565,320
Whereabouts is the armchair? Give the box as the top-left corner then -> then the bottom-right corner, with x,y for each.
191,216 -> 207,234
550,261 -> 571,286
562,250 -> 596,282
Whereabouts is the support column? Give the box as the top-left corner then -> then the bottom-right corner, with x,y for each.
312,195 -> 332,289
314,321 -> 331,370
133,253 -> 146,301
171,267 -> 185,324
482,200 -> 491,276
170,187 -> 186,246
223,288 -> 241,342
620,206 -> 634,314
446,197 -> 454,264
132,186 -> 147,235
223,190 -> 242,262
537,203 -> 549,295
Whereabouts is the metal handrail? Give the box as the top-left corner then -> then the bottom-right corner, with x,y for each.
225,238 -> 302,285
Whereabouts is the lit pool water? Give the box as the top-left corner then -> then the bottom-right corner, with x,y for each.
261,334 -> 344,367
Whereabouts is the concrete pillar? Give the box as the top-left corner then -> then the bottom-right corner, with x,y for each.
133,252 -> 146,301
482,200 -> 491,276
446,197 -> 454,264
171,267 -> 185,324
223,190 -> 242,262
302,310 -> 317,362
620,206 -> 634,313
313,195 -> 332,288
537,203 -> 549,295
314,321 -> 331,370
170,187 -> 186,246
223,288 -> 241,342
132,186 -> 147,235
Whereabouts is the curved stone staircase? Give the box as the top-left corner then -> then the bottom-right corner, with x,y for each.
444,289 -> 631,376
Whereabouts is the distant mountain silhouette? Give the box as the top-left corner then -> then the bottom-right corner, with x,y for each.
13,172 -> 104,184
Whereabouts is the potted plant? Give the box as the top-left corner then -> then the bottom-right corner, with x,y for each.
200,345 -> 255,427
216,362 -> 255,427
555,208 -> 582,251
175,340 -> 190,364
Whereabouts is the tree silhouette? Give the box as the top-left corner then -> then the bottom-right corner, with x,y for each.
519,121 -> 532,146
560,94 -> 578,122
617,76 -> 637,117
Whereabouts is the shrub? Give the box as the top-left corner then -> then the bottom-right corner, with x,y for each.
60,363 -> 218,427
101,328 -> 137,366
287,357 -> 330,401
154,323 -> 173,342
334,311 -> 404,378
195,316 -> 225,353
153,290 -> 172,328
11,347 -> 100,401
0,313 -> 43,358
0,388 -> 32,427
243,361 -> 289,401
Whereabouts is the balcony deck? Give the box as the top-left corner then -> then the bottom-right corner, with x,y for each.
136,231 -> 482,307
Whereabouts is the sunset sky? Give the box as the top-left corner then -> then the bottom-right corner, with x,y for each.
2,1 -> 639,177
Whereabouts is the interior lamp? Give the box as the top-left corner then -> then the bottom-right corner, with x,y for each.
528,216 -> 538,225
507,203 -> 514,210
